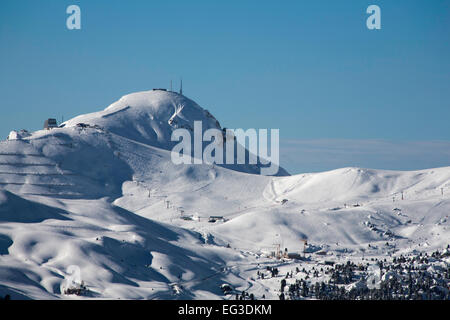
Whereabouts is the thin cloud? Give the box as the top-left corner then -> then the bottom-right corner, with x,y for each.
280,139 -> 450,174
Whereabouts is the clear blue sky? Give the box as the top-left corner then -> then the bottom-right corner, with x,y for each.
0,0 -> 449,173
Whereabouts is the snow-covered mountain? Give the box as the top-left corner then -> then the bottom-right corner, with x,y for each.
61,90 -> 288,176
0,90 -> 448,299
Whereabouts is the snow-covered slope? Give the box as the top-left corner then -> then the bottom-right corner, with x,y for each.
0,90 -> 448,299
210,166 -> 450,252
0,192 -> 247,299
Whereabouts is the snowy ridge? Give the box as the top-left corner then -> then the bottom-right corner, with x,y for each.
271,166 -> 450,204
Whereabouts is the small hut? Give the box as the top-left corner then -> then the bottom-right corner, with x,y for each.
44,119 -> 58,130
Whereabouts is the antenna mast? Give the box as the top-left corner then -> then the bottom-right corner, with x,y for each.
180,78 -> 183,95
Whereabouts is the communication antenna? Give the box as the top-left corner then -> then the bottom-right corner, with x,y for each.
170,80 -> 172,92
180,78 -> 183,95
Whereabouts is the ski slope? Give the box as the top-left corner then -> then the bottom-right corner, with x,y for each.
0,90 -> 448,299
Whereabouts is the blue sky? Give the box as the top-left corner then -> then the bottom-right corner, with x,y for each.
0,0 -> 449,173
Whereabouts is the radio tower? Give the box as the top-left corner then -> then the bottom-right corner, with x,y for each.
180,78 -> 183,95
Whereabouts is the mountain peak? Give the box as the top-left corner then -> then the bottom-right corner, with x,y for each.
64,89 -> 221,149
